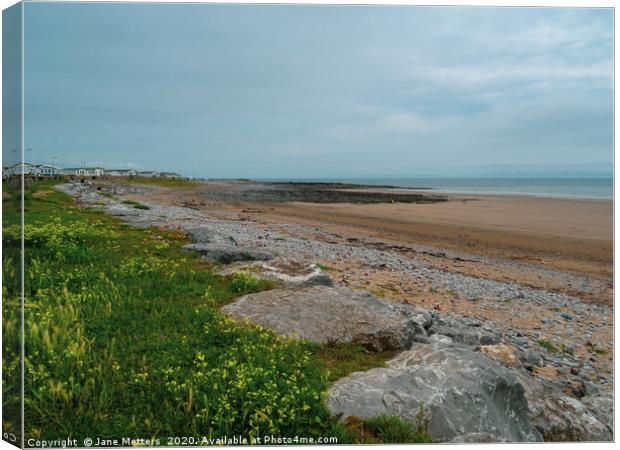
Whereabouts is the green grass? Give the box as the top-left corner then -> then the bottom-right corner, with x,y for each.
537,339 -> 559,353
364,412 -> 434,443
121,178 -> 202,188
3,181 -> 423,444
316,263 -> 339,272
314,342 -> 398,383
99,191 -> 117,200
342,412 -> 434,444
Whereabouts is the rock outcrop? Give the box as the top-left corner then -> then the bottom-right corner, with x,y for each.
327,336 -> 542,442
182,243 -> 273,264
428,324 -> 500,347
222,285 -> 422,351
581,394 -> 613,433
516,372 -> 612,441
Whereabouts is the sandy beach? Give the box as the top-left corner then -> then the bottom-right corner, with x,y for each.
149,183 -> 612,286
257,194 -> 613,279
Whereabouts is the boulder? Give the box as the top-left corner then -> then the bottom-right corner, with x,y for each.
450,433 -> 509,443
517,349 -> 542,370
581,394 -> 613,434
516,373 -> 612,441
327,339 -> 542,442
222,286 -> 420,351
409,310 -> 433,330
298,272 -> 333,288
185,226 -> 237,245
392,304 -> 434,343
182,243 -> 273,264
185,226 -> 214,243
429,325 -> 499,347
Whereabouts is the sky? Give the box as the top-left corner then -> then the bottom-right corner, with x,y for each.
8,3 -> 615,178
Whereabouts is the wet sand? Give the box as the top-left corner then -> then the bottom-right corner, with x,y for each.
253,194 -> 613,279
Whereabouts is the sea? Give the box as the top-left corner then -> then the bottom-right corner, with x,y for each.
260,178 -> 613,200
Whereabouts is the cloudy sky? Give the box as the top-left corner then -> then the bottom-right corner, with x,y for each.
16,3 -> 614,178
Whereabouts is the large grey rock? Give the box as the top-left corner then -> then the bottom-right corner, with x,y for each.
182,243 -> 273,264
429,325 -> 499,347
327,340 -> 542,442
517,349 -> 542,370
185,226 -> 237,245
450,433 -> 508,443
185,226 -> 215,243
222,286 -> 420,351
393,303 -> 433,343
516,373 -> 612,441
580,394 -> 613,435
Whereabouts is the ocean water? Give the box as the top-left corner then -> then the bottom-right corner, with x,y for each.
263,178 -> 614,200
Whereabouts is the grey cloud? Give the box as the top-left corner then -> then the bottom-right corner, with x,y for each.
20,4 -> 612,178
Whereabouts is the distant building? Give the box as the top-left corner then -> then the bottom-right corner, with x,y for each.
3,163 -> 61,178
159,172 -> 182,179
36,165 -> 61,177
137,170 -> 160,178
2,163 -> 182,180
5,162 -> 35,177
105,169 -> 138,177
62,167 -> 105,177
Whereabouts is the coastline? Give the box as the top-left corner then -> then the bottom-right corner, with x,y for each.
355,188 -> 614,202
256,178 -> 613,202
139,179 -> 612,298
56,179 -> 615,441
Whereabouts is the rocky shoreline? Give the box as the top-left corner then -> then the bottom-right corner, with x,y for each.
56,181 -> 613,442
192,180 -> 447,204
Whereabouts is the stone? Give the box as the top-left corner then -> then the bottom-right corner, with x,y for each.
581,379 -> 601,397
411,311 -> 433,330
480,344 -> 522,369
299,272 -> 333,288
581,394 -> 613,433
181,243 -> 273,264
429,326 -> 480,346
222,286 -> 418,351
516,373 -> 612,441
429,325 -> 498,347
186,226 -> 238,245
480,333 -> 501,345
185,226 -> 213,243
395,304 -> 434,343
450,433 -> 509,443
517,349 -> 542,370
327,340 -> 542,442
560,313 -> 574,321
562,379 -> 589,399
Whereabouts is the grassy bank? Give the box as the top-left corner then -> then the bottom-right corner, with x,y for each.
2,182 -> 430,444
